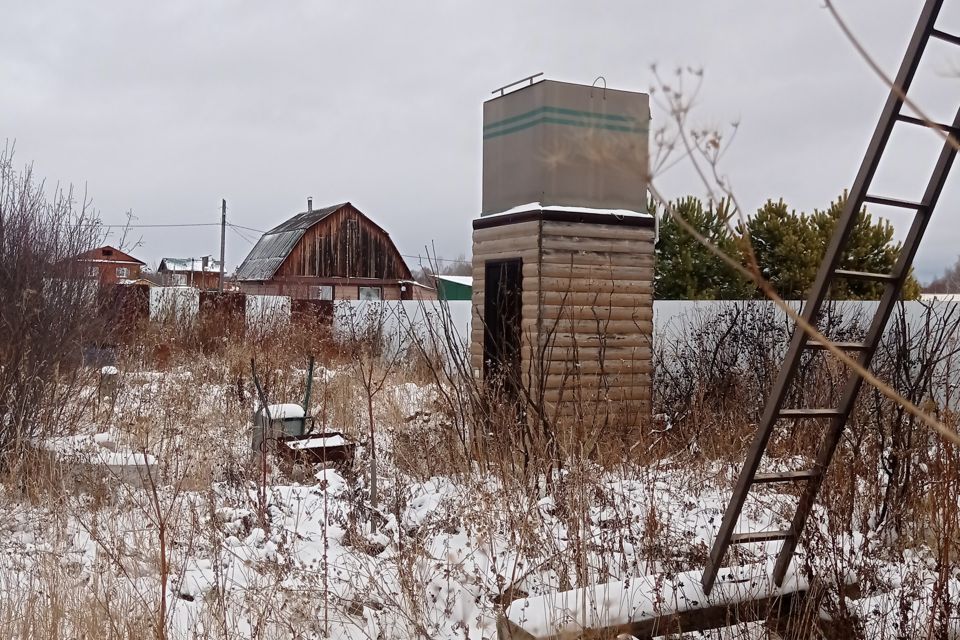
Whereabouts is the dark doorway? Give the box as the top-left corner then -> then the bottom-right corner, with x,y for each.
483,259 -> 523,395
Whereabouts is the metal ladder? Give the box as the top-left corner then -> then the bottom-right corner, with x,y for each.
702,0 -> 960,595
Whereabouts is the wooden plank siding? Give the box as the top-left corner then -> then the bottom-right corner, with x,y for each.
240,203 -> 413,301
471,220 -> 542,394
238,281 -> 404,301
471,211 -> 654,443
274,205 -> 410,282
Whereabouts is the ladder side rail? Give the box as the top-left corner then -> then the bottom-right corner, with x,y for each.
702,0 -> 944,595
785,0 -> 942,330
772,102 -> 960,585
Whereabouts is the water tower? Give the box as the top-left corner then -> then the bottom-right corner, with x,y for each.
470,76 -> 654,445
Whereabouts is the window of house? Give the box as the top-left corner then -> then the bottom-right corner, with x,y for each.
171,274 -> 187,286
358,286 -> 382,301
103,249 -> 114,257
310,285 -> 334,300
86,265 -> 99,278
116,266 -> 129,278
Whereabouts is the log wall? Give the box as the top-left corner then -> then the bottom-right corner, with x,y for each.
471,209 -> 655,442
537,218 -> 654,434
470,220 -> 541,391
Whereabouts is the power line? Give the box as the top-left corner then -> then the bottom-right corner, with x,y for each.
227,223 -> 258,242
230,223 -> 266,234
228,227 -> 253,244
95,221 -> 269,235
93,220 -> 471,264
228,225 -> 256,245
401,253 -> 471,265
94,222 -> 223,229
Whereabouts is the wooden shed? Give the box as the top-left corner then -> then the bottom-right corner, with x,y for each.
471,79 -> 653,442
435,275 -> 473,301
236,201 -> 413,300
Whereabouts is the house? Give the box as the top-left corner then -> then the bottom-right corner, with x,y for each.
235,200 -> 413,300
75,245 -> 145,284
158,256 -> 223,289
434,275 -> 472,301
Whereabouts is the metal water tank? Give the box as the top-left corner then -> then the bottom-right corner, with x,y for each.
251,403 -> 306,452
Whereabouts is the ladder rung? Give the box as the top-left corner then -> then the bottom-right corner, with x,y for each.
780,408 -> 845,419
932,28 -> 960,47
863,194 -> 925,209
730,530 -> 792,544
753,470 -> 819,484
705,3 -> 960,598
805,339 -> 870,351
896,113 -> 960,136
834,268 -> 898,283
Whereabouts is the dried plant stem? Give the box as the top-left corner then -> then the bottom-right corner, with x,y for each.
824,0 -> 960,153
648,180 -> 960,446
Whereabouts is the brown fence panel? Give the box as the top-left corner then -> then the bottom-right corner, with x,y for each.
291,299 -> 334,329
198,291 -> 246,347
100,283 -> 150,342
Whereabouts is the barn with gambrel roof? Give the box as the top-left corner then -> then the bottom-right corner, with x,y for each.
235,201 -> 413,300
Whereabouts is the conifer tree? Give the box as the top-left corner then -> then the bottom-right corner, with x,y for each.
740,199 -> 819,300
810,193 -> 920,300
654,197 -> 752,299
741,194 -> 920,300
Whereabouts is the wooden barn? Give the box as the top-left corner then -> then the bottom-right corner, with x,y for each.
236,201 -> 413,300
471,78 -> 653,443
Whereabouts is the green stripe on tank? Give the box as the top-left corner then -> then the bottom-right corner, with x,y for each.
483,115 -> 647,140
484,105 -> 636,132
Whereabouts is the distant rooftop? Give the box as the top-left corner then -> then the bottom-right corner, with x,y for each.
436,275 -> 473,287
159,256 -> 222,273
235,202 -> 349,281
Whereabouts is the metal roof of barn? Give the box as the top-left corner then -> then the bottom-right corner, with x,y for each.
235,202 -> 348,281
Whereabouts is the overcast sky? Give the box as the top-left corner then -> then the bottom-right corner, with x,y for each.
5,1 -> 960,281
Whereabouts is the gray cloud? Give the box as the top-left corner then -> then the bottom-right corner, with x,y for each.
4,1 -> 960,281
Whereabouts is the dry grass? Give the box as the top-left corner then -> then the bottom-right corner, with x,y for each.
0,301 -> 955,639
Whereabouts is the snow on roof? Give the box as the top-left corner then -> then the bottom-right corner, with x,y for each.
399,279 -> 436,290
436,275 -> 472,287
483,201 -> 652,219
159,257 -> 222,273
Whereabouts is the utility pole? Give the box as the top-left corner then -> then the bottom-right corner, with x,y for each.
219,199 -> 226,293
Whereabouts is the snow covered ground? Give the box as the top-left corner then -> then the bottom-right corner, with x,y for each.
0,361 -> 955,639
